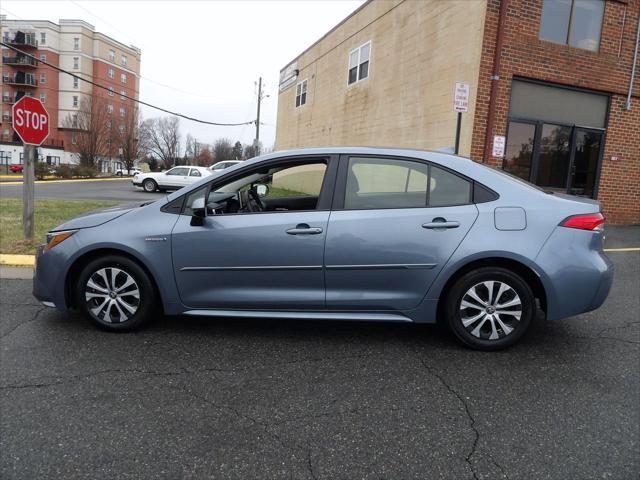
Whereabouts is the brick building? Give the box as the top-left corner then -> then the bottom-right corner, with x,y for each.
275,0 -> 639,224
0,17 -> 141,172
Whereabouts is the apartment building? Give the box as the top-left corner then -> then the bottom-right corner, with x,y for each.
275,0 -> 639,224
0,16 -> 141,172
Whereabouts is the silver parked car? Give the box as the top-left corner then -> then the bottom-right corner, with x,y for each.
33,148 -> 613,350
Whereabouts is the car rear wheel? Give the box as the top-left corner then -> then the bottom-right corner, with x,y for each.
143,179 -> 157,192
445,267 -> 534,350
76,255 -> 156,331
116,171 -> 123,176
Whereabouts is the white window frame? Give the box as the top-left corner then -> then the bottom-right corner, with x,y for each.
107,104 -> 113,114
109,49 -> 115,62
119,107 -> 126,117
73,77 -> 79,89
108,68 -> 114,79
73,57 -> 79,70
71,132 -> 78,144
40,32 -> 46,45
120,90 -> 126,100
40,93 -> 46,103
295,79 -> 308,108
73,37 -> 80,50
120,73 -> 127,84
40,73 -> 46,84
347,41 -> 371,86
121,55 -> 127,66
72,96 -> 79,108
40,53 -> 46,62
108,87 -> 114,96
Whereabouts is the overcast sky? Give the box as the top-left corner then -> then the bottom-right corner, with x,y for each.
2,0 -> 364,150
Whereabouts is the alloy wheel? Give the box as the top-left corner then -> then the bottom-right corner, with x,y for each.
459,280 -> 522,340
85,267 -> 140,323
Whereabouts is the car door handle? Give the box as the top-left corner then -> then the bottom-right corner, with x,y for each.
286,224 -> 323,235
422,219 -> 460,229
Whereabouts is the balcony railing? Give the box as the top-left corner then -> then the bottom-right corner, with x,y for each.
2,32 -> 38,48
2,55 -> 38,68
2,95 -> 16,104
2,115 -> 12,123
2,74 -> 38,87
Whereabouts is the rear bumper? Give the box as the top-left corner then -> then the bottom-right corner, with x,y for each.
536,227 -> 613,320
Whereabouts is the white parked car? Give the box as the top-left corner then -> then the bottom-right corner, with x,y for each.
133,166 -> 212,192
116,168 -> 142,176
210,160 -> 241,172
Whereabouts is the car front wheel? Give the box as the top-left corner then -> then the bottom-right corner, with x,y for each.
76,255 -> 157,331
445,267 -> 534,350
143,179 -> 157,192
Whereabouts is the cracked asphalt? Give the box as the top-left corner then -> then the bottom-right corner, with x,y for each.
1,232 -> 638,479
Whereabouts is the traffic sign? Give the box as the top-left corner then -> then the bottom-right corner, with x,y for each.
12,96 -> 50,146
453,82 -> 470,113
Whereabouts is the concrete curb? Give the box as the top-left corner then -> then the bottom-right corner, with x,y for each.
0,248 -> 637,269
0,254 -> 35,267
1,177 -> 130,186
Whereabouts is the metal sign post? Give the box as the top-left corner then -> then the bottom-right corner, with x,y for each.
453,82 -> 470,155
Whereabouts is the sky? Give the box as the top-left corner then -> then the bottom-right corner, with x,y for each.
2,0 -> 364,150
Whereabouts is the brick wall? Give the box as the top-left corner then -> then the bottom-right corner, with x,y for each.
470,0 -> 640,224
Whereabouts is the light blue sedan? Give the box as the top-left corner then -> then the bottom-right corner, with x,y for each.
33,148 -> 613,350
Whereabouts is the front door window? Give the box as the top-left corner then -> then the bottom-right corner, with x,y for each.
535,123 -> 572,190
570,129 -> 602,197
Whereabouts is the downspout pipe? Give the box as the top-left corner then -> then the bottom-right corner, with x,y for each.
626,13 -> 640,110
482,0 -> 510,163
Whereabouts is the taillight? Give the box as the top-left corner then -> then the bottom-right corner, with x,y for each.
560,212 -> 605,231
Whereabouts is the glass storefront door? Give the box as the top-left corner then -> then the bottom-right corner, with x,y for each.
503,121 -> 603,198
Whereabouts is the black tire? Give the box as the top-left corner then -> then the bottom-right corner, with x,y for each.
116,171 -> 123,176
143,178 -> 157,192
444,267 -> 535,351
76,255 -> 157,332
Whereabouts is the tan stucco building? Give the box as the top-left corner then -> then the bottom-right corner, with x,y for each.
275,0 -> 488,157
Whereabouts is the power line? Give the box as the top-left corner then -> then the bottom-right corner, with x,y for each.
1,42 -> 256,127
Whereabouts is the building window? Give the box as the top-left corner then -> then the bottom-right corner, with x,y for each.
40,93 -> 46,103
109,49 -> 115,62
348,41 -> 371,85
73,37 -> 80,50
40,32 -> 46,45
108,87 -> 114,96
107,104 -> 113,114
107,120 -> 112,129
40,53 -> 46,62
120,90 -> 126,100
72,114 -> 78,128
539,0 -> 604,52
73,96 -> 79,107
2,129 -> 10,141
108,68 -> 114,79
295,79 -> 308,107
120,73 -> 127,84
73,57 -> 79,69
0,151 -> 11,164
119,124 -> 125,133
119,107 -> 126,117
121,55 -> 127,66
73,77 -> 79,89
40,73 -> 46,84
71,132 -> 78,144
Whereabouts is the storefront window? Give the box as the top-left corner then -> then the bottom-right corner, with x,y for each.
503,122 -> 535,181
535,124 -> 572,189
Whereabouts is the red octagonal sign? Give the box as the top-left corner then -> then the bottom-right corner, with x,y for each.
12,96 -> 50,146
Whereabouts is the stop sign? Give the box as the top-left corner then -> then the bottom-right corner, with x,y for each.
12,96 -> 50,146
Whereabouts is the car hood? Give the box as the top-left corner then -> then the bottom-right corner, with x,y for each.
50,202 -> 149,232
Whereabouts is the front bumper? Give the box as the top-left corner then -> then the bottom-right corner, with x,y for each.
32,244 -> 67,310
132,181 -> 142,187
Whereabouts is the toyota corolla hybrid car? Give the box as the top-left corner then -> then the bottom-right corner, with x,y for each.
33,148 -> 613,350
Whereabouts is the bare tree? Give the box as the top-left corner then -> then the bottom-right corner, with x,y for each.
63,96 -> 111,168
115,106 -> 141,173
212,138 -> 233,163
139,117 -> 181,169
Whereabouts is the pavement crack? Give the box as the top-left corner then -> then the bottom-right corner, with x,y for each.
412,349 -> 480,480
0,305 -> 48,341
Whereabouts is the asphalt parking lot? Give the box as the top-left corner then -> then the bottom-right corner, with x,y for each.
0,178 -> 165,202
1,228 -> 638,480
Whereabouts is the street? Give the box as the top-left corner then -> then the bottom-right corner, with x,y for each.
1,235 -> 638,479
0,178 -> 165,202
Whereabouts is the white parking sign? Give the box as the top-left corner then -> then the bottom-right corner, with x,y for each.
453,82 -> 470,113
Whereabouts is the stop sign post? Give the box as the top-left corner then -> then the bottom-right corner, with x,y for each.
12,97 -> 50,240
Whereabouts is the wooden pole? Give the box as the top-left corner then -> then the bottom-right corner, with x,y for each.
23,143 -> 35,240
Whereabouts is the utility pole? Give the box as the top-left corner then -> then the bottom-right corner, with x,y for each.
254,76 -> 262,156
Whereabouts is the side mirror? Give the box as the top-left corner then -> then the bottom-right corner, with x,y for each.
191,197 -> 206,217
256,184 -> 269,197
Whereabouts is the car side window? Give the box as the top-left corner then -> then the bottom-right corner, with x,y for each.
345,157 -> 429,209
167,167 -> 189,176
344,157 -> 471,209
189,169 -> 202,177
429,165 -> 472,207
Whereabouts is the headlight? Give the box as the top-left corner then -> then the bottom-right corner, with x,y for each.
133,175 -> 138,180
44,230 -> 76,252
